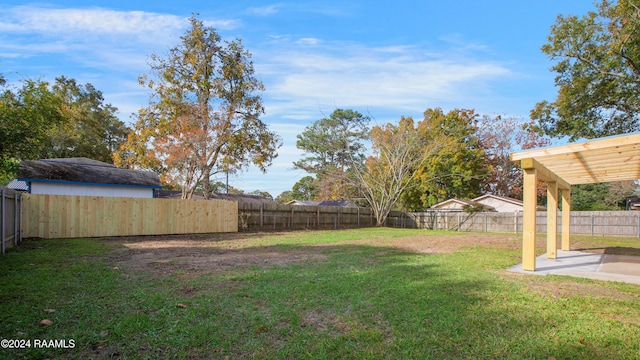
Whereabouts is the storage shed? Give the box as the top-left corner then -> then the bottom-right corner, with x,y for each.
18,158 -> 161,198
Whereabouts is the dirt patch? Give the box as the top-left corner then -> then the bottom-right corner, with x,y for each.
103,232 -> 530,279
330,233 -> 524,253
102,231 -> 640,301
107,237 -> 328,277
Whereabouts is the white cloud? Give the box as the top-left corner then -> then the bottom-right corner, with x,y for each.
296,37 -> 321,46
1,6 -> 183,37
256,41 -> 511,122
0,5 -> 239,45
246,5 -> 282,16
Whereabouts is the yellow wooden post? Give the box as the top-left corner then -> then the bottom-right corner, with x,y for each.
561,188 -> 571,251
522,167 -> 538,271
547,181 -> 558,259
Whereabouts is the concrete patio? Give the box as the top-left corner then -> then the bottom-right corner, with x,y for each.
508,250 -> 640,285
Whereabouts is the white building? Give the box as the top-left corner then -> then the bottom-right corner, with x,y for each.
429,194 -> 545,212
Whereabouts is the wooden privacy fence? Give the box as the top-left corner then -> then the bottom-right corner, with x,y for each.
237,202 -> 410,231
1,187 -> 23,254
22,194 -> 237,239
411,211 -> 640,237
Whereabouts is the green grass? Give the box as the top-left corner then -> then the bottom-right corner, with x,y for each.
1,228 -> 640,359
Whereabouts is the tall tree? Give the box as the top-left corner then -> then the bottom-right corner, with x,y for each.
531,0 -> 640,140
400,108 -> 488,211
1,78 -> 63,163
290,176 -> 317,200
275,190 -> 293,204
116,16 -> 281,199
476,115 -> 551,199
293,108 -> 370,199
0,76 -> 127,183
45,77 -> 128,162
352,116 -> 455,225
571,181 -> 636,210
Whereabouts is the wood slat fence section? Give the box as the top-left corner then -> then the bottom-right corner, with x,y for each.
22,194 -> 237,239
1,186 -> 23,254
14,192 -> 640,240
410,211 -> 640,237
236,202 -> 410,231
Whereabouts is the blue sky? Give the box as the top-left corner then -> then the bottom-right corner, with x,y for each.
0,1 -> 596,197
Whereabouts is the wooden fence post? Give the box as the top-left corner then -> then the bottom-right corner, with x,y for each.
14,193 -> 19,246
1,188 -> 5,254
259,204 -> 264,230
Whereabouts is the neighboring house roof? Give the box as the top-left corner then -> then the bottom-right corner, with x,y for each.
18,158 -> 161,188
429,198 -> 490,211
430,198 -> 473,208
155,190 -> 274,204
211,192 -> 274,205
7,179 -> 29,191
286,200 -> 320,206
317,200 -> 358,208
430,194 -> 546,212
471,194 -> 523,206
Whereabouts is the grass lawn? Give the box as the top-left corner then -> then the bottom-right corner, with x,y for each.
1,228 -> 639,359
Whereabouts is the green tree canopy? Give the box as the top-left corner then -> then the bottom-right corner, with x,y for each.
116,16 -> 281,199
294,109 -> 370,175
293,108 -> 370,199
400,108 -> 488,211
274,190 -> 293,204
0,75 -> 128,183
571,181 -> 636,210
531,0 -> 640,140
290,176 -> 317,200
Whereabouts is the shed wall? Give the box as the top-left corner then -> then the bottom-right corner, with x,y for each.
31,182 -> 154,198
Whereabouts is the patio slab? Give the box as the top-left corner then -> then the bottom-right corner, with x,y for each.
508,250 -> 640,285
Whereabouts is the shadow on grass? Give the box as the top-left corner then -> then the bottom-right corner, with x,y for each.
1,236 -> 639,359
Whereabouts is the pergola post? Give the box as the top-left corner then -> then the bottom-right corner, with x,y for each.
547,181 -> 558,259
561,189 -> 571,251
522,168 -> 538,271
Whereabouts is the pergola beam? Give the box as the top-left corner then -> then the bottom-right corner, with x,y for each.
519,158 -> 571,190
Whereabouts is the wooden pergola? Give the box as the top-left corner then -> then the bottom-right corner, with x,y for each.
510,133 -> 640,271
